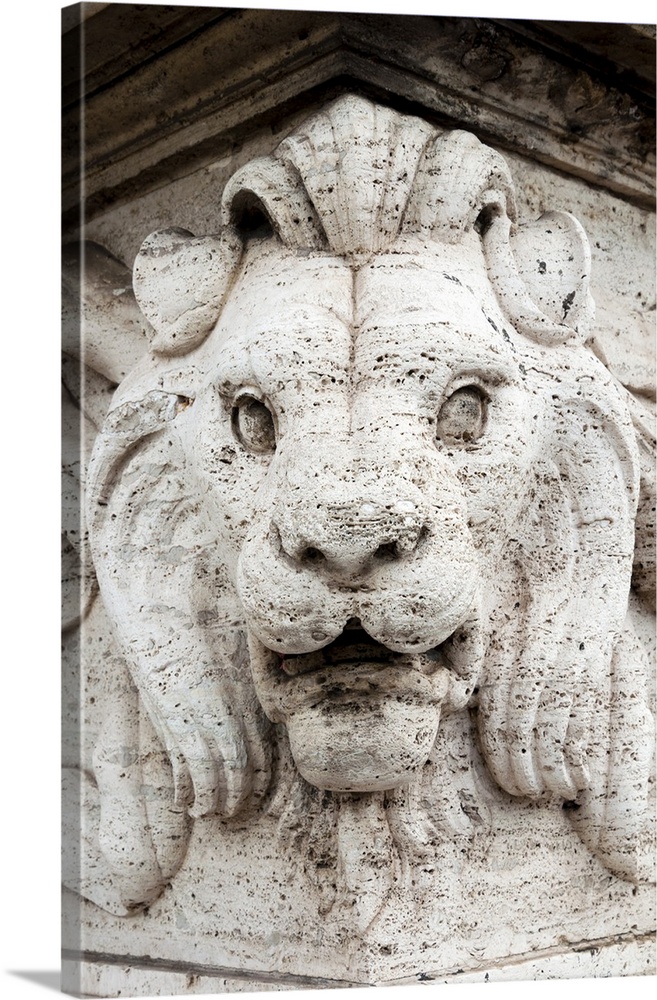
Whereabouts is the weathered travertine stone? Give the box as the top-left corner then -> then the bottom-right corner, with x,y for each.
63,93 -> 655,995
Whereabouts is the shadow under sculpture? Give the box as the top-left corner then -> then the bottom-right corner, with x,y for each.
72,95 -> 655,940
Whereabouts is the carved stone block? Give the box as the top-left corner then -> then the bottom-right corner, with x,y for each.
62,12 -> 655,996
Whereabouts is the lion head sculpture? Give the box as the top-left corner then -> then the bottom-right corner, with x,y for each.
83,95 -> 654,918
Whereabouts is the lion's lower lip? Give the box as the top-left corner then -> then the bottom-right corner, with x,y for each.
277,627 -> 441,677
246,623 -> 468,724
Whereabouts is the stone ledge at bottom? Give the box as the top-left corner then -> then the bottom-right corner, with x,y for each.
62,931 -> 656,997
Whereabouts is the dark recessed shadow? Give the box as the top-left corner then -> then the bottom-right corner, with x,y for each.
9,971 -> 61,992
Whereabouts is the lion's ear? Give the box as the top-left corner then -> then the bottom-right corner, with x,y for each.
406,131 -> 595,345
482,208 -> 595,345
133,227 -> 242,356
510,210 -> 595,339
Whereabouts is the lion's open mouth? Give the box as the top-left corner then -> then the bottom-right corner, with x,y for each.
247,617 -> 470,793
246,609 -> 483,728
277,618 -> 443,678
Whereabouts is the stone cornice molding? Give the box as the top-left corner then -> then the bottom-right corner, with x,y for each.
62,8 -> 656,222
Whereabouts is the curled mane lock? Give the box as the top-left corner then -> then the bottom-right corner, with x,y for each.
131,96 -> 595,364
88,390 -> 273,824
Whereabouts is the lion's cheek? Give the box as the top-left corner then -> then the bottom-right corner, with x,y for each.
193,445 -> 274,569
285,682 -> 448,793
358,526 -> 480,652
451,429 -> 538,543
360,569 -> 479,653
235,534 -> 352,653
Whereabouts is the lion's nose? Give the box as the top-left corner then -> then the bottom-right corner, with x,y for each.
273,498 -> 428,579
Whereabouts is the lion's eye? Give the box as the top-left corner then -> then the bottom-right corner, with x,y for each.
231,394 -> 276,454
436,385 -> 487,445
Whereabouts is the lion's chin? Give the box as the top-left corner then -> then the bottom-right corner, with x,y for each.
247,625 -> 451,793
285,689 -> 444,792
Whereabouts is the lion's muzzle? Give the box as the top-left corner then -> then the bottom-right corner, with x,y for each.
235,439 -> 484,793
273,496 -> 428,580
237,441 -> 479,654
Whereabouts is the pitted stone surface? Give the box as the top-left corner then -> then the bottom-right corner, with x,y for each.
63,94 -> 655,992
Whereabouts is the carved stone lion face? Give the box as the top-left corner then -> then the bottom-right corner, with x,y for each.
86,98 -> 652,911
185,233 -> 534,792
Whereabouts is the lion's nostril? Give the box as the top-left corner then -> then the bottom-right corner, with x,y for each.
374,541 -> 398,561
277,503 -> 429,576
302,546 -> 325,564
